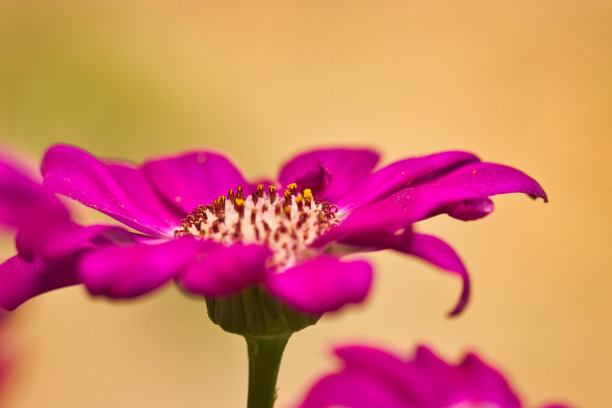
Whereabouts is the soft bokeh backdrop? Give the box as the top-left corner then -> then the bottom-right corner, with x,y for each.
0,0 -> 610,406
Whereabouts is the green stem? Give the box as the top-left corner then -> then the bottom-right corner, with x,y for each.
245,335 -> 290,408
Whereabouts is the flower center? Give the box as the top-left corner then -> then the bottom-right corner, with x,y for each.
175,184 -> 340,268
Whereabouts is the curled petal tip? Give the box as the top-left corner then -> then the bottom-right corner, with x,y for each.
447,264 -> 471,318
527,176 -> 548,203
392,232 -> 471,318
530,191 -> 549,203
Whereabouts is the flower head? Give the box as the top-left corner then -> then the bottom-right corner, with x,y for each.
295,344 -> 573,408
0,145 -> 546,319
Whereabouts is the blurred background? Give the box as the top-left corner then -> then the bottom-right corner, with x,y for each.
0,0 -> 610,406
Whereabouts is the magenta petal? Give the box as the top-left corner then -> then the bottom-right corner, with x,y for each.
298,345 -> 442,408
265,256 -> 373,315
336,231 -> 470,316
41,145 -> 182,237
40,224 -> 137,262
397,233 -> 470,316
278,148 -> 380,202
179,243 -> 272,297
312,204 -> 406,248
298,372 -> 406,408
79,238 -> 202,299
0,158 -> 69,230
315,187 -> 491,248
408,346 -> 457,403
336,345 -> 406,371
342,151 -> 479,207
381,187 -> 496,224
375,161 -> 546,223
0,255 -> 81,311
335,346 -> 434,402
16,220 -> 80,261
294,344 -> 561,408
436,161 -> 548,201
458,353 -> 522,408
16,221 -> 136,262
442,197 -> 495,221
539,405 -> 574,408
322,160 -> 545,240
143,151 -> 252,213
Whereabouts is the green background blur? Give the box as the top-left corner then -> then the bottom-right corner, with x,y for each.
1,1 -> 610,407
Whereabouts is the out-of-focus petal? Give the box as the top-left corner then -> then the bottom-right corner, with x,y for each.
2,220 -> 140,309
539,405 -> 574,408
265,256 -> 373,315
337,231 -> 470,316
179,243 -> 272,297
341,151 -> 479,207
41,145 -> 183,237
15,221 -> 136,262
40,225 -> 138,262
298,372 -> 406,408
298,345 -> 436,408
294,344 -> 570,408
335,346 -> 434,402
142,151 -> 252,213
79,238 -> 203,299
458,353 -> 522,408
408,346 -> 457,404
0,157 -> 69,230
278,148 -> 380,202
16,220 -> 81,261
0,256 -> 81,311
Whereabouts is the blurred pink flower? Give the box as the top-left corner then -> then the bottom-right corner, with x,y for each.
296,344 -> 573,408
0,145 -> 546,316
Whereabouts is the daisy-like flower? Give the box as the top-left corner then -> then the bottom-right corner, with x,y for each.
0,145 -> 546,408
4,145 -> 544,319
0,144 -> 549,319
296,343 -> 573,408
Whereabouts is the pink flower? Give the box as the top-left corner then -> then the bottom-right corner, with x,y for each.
296,344 -> 574,408
0,145 -> 546,316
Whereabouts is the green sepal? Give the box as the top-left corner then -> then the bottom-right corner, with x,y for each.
205,284 -> 319,339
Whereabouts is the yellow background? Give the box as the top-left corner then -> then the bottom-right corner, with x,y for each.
0,1 -> 610,406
